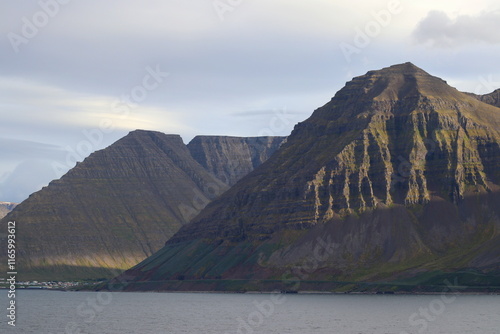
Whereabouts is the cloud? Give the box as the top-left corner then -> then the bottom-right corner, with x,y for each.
0,160 -> 57,203
230,110 -> 304,117
413,10 -> 500,47
0,138 -> 69,202
0,138 -> 64,161
0,77 -> 190,135
1,0 -> 500,202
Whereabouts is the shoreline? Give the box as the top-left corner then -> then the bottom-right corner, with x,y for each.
3,287 -> 498,296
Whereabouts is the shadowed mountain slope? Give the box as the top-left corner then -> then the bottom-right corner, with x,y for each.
187,136 -> 286,186
468,89 -> 500,108
114,63 -> 500,292
0,130 -> 228,280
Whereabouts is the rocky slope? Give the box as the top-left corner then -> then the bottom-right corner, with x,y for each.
468,89 -> 500,108
114,63 -> 500,292
0,131 -> 284,281
0,202 -> 17,219
188,136 -> 286,186
0,130 -> 229,280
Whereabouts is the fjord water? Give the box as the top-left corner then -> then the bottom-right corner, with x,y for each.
2,290 -> 499,333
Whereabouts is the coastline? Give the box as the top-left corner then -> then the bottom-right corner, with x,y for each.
2,287 -> 499,296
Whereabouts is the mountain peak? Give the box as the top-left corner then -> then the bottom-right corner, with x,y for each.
367,62 -> 426,76
0,130 -> 229,280
126,129 -> 183,141
112,64 -> 500,292
337,62 -> 459,103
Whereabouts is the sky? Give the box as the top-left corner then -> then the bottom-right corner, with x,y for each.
1,0 -> 500,203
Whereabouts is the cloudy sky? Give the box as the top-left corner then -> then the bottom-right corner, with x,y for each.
1,0 -> 500,203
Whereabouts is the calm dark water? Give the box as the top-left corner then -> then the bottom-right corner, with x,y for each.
1,290 -> 499,333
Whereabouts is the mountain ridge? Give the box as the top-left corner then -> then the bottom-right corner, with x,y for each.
0,130 -> 286,280
0,130 -> 229,280
467,89 -> 500,108
167,63 -> 500,242
187,136 -> 286,186
113,63 -> 500,292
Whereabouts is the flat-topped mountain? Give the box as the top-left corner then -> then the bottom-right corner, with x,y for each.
0,130 -> 228,280
0,131 -> 284,280
188,136 -> 286,186
115,63 -> 500,292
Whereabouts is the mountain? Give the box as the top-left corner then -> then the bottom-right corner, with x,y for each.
0,131 -> 284,281
0,130 -> 229,280
187,136 -> 286,186
468,89 -> 500,108
0,202 -> 17,219
113,63 -> 500,292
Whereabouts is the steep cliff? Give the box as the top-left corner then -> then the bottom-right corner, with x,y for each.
115,63 -> 500,292
468,89 -> 500,108
0,130 -> 228,280
187,136 -> 286,186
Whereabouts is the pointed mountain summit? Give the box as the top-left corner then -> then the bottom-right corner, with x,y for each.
115,64 -> 500,292
0,130 -> 229,280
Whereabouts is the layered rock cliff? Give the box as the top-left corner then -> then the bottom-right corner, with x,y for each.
468,89 -> 500,108
187,136 -> 286,186
0,131 -> 286,280
0,130 -> 228,280
115,63 -> 500,292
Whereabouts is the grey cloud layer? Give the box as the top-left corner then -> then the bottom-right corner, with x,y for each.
413,10 -> 500,47
1,1 -> 500,202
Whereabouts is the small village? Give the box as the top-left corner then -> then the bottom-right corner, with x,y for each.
0,278 -> 92,290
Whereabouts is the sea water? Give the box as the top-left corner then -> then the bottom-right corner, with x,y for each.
1,290 -> 499,333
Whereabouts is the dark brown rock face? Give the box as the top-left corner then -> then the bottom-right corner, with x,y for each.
116,63 -> 500,292
0,130 -> 228,280
468,89 -> 500,108
187,136 -> 286,186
